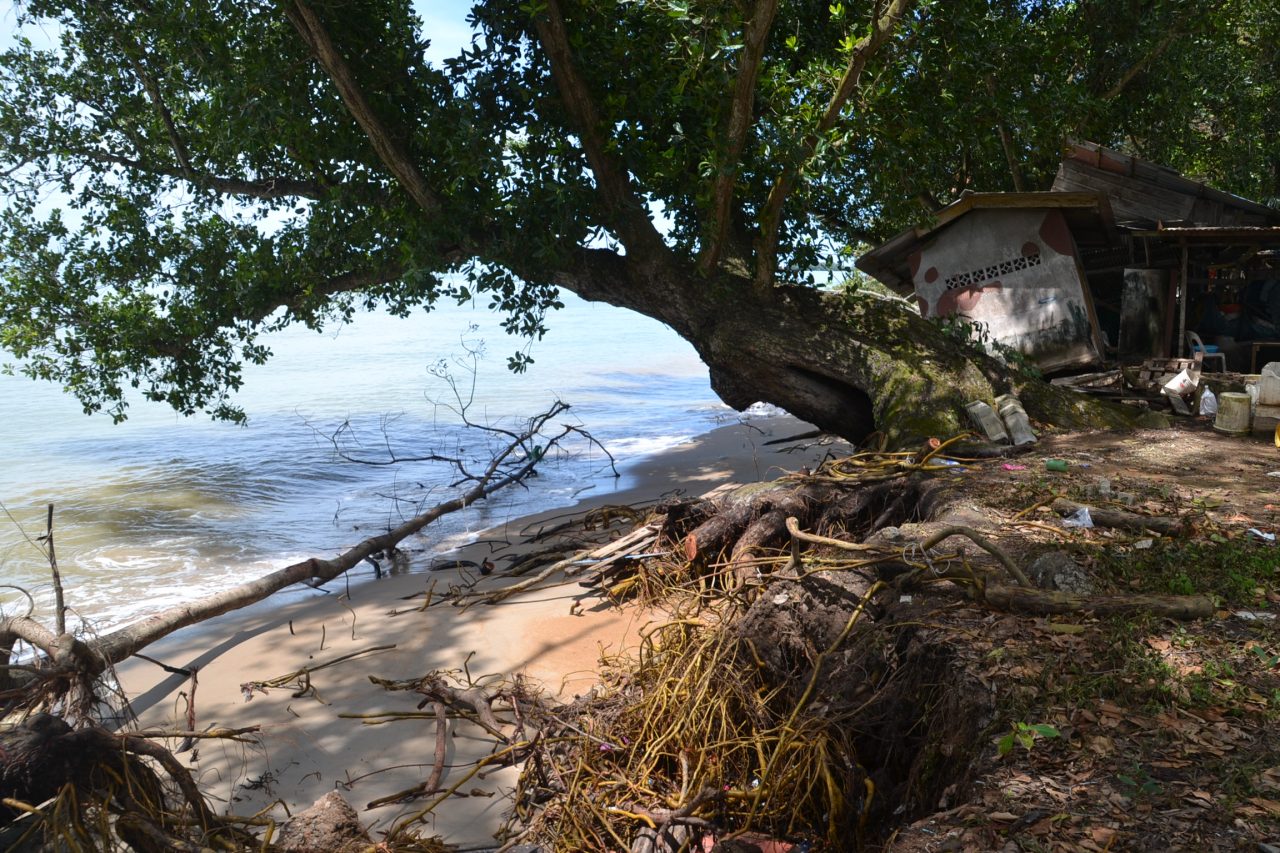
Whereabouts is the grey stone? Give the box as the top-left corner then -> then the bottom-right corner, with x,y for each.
1025,551 -> 1095,595
276,791 -> 371,852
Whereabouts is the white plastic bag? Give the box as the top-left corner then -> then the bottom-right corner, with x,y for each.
1062,507 -> 1094,528
1200,387 -> 1218,416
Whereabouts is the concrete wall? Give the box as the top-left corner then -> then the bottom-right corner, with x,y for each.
908,209 -> 1102,372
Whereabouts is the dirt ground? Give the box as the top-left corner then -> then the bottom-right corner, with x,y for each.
476,418 -> 1280,853
875,419 -> 1280,853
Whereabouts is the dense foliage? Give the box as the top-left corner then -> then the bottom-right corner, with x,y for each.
0,0 -> 1275,421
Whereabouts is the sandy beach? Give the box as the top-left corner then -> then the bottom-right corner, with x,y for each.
115,416 -> 849,848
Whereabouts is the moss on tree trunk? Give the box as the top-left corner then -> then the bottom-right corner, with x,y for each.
682,283 -> 1135,446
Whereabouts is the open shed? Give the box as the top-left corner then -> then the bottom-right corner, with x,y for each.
856,191 -> 1117,373
858,143 -> 1280,375
1056,143 -> 1280,371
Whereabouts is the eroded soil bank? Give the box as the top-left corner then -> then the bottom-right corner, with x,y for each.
510,422 -> 1279,851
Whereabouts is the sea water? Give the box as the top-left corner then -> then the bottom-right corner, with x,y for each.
0,293 -> 755,630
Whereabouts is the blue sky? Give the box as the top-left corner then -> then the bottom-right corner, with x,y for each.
417,0 -> 480,63
0,2 -> 481,59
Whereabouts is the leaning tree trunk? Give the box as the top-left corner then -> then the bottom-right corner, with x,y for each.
556,254 -> 1135,447
696,283 -> 1135,445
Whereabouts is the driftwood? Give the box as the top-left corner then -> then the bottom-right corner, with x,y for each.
983,585 -> 1214,620
0,404 -> 573,690
457,521 -> 662,606
1051,498 -> 1184,535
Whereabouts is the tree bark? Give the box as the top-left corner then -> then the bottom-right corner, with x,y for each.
554,258 -> 1134,446
982,586 -> 1213,620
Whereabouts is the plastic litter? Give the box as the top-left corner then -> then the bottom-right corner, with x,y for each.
1001,463 -> 1028,471
1044,459 -> 1068,472
1163,367 -> 1198,397
1247,528 -> 1276,543
965,400 -> 1010,443
1062,507 -> 1094,528
995,394 -> 1038,446
1200,386 -> 1218,416
1235,610 -> 1277,621
1134,539 -> 1154,550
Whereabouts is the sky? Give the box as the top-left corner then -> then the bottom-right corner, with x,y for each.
0,2 -> 480,59
417,0 -> 480,64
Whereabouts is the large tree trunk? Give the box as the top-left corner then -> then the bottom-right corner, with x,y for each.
557,254 -> 1133,446
697,283 -> 1135,445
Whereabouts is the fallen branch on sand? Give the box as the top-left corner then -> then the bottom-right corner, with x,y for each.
0,402 -> 579,696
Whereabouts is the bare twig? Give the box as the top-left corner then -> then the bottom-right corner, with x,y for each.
42,504 -> 65,636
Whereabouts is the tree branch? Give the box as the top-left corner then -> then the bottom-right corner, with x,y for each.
1100,27 -> 1183,101
698,0 -> 779,276
753,0 -> 915,290
283,0 -> 442,215
90,402 -> 573,666
0,405 -> 573,698
80,149 -> 333,201
531,0 -> 670,267
985,76 -> 1025,191
124,52 -> 196,181
91,6 -> 198,183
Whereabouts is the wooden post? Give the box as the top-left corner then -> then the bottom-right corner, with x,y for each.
1178,239 -> 1189,357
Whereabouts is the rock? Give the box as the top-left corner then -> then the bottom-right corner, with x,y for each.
1136,410 -> 1171,430
1025,551 -> 1095,595
276,791 -> 371,852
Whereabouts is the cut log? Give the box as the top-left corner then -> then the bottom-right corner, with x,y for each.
727,509 -> 792,583
982,585 -> 1213,619
1051,498 -> 1183,535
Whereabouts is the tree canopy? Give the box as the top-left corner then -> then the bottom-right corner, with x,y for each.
0,0 -> 1275,424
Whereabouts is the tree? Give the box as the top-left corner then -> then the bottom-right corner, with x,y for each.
0,0 -> 1267,442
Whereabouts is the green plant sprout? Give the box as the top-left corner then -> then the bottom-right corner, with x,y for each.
996,722 -> 1061,756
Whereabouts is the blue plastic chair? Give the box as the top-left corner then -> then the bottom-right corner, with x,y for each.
1186,331 -> 1227,372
